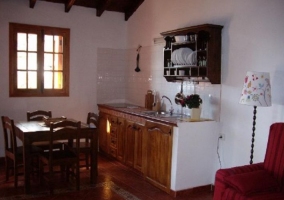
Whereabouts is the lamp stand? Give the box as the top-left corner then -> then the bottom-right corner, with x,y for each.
250,105 -> 257,164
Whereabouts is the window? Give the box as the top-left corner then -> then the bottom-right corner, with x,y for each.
9,23 -> 70,97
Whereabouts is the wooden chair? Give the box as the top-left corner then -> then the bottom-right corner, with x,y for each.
76,112 -> 98,170
1,116 -> 42,188
27,110 -> 52,121
27,110 -> 63,151
38,120 -> 81,194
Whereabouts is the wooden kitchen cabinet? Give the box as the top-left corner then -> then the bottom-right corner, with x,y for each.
109,116 -> 125,160
98,112 -> 109,154
125,121 -> 144,171
98,109 -> 146,173
161,24 -> 223,84
98,104 -> 220,196
116,117 -> 125,162
145,120 -> 173,193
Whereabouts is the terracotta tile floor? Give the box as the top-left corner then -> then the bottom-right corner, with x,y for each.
0,153 -> 213,200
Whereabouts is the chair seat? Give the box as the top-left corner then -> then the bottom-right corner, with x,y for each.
33,141 -> 63,151
6,145 -> 42,157
40,150 -> 77,163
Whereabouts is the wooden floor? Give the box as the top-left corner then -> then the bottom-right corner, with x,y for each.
0,153 -> 213,199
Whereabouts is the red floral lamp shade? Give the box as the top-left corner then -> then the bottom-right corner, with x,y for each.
239,71 -> 271,107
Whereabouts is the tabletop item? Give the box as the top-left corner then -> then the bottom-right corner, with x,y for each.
145,90 -> 154,110
43,116 -> 67,126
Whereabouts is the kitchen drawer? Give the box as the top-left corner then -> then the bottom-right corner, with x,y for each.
109,116 -> 117,124
110,136 -> 117,148
110,127 -> 117,137
109,146 -> 117,158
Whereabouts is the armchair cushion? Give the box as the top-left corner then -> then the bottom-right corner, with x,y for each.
224,170 -> 279,195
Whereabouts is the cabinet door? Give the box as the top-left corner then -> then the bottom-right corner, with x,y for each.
116,117 -> 125,162
123,121 -> 145,171
125,121 -> 135,167
145,120 -> 172,193
109,116 -> 118,158
133,123 -> 144,172
98,112 -> 109,154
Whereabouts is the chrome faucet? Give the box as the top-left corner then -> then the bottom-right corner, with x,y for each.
161,95 -> 174,115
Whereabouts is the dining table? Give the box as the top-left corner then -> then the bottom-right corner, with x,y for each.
14,119 -> 98,194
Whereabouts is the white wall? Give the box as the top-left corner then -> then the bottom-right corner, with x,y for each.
1,0 -> 284,176
0,0 -> 127,156
125,0 -> 284,169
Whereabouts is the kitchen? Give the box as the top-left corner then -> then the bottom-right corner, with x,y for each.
1,0 -> 284,198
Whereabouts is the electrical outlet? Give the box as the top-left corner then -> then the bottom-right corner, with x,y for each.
219,134 -> 225,141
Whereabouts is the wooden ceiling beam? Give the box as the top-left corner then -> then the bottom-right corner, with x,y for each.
124,0 -> 144,21
96,0 -> 112,17
65,0 -> 76,12
30,0 -> 37,8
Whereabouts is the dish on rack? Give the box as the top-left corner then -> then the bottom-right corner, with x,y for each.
171,48 -> 194,65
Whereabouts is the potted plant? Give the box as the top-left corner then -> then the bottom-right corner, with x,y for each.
184,94 -> 203,120
184,94 -> 203,109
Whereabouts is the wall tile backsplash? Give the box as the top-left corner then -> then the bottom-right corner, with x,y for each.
97,45 -> 221,121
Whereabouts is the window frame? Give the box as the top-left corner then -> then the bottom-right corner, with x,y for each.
9,23 -> 70,97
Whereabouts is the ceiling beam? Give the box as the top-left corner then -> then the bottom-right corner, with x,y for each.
65,0 -> 76,12
124,0 -> 144,21
30,0 -> 37,8
96,0 -> 112,17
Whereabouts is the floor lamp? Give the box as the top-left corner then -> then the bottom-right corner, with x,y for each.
239,71 -> 271,164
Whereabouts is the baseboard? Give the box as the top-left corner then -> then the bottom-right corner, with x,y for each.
170,184 -> 213,198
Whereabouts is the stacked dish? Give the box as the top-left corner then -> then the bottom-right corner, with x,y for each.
171,48 -> 197,66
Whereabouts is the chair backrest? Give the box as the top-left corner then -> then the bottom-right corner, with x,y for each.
50,120 -> 81,159
1,116 -> 18,155
27,110 -> 52,121
87,112 -> 99,128
264,123 -> 284,185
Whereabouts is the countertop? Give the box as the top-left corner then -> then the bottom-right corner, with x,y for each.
98,103 -> 211,127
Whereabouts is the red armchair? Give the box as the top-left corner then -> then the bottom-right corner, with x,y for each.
213,123 -> 284,200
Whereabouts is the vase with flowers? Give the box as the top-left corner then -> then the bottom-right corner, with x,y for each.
180,94 -> 202,120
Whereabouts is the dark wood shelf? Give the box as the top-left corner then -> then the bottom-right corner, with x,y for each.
161,24 -> 223,84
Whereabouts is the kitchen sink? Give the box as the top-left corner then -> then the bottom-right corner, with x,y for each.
141,110 -> 183,118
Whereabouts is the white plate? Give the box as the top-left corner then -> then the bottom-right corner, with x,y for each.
176,49 -> 183,65
182,48 -> 193,65
190,51 -> 197,65
186,52 -> 193,65
171,50 -> 177,65
178,49 -> 185,64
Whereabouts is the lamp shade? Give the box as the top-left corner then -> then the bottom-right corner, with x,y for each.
239,71 -> 271,107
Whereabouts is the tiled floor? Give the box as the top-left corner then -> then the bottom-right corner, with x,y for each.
0,153 -> 213,199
